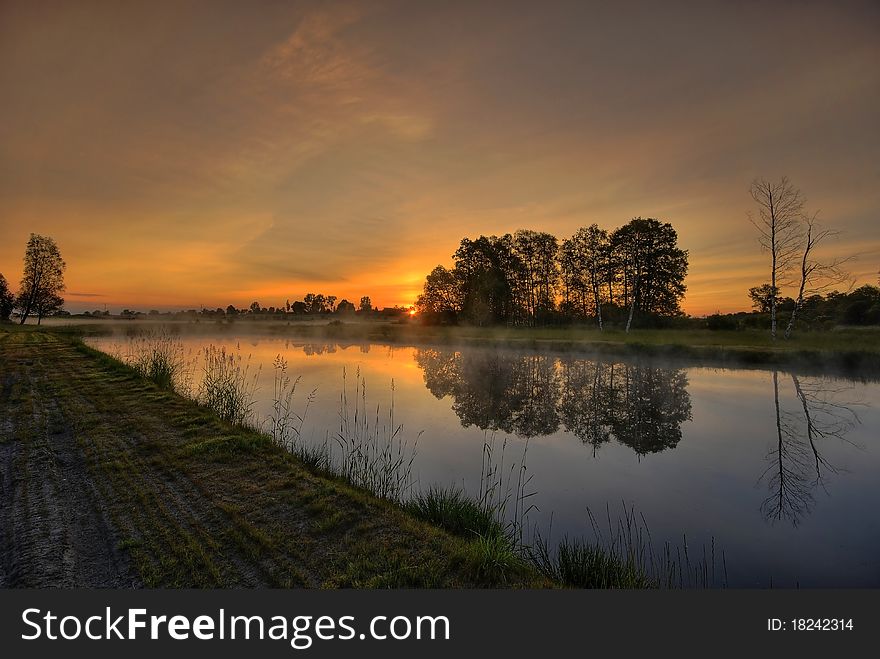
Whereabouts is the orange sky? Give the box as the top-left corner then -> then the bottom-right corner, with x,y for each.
1,0 -> 878,315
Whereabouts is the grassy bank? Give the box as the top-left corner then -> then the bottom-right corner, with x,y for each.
0,326 -> 547,587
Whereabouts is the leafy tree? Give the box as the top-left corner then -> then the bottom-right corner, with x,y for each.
359,296 -> 373,313
511,230 -> 558,325
452,235 -> 517,325
0,273 -> 14,321
336,299 -> 356,314
15,233 -> 66,325
559,225 -> 610,329
611,218 -> 687,331
748,283 -> 779,313
416,265 -> 462,317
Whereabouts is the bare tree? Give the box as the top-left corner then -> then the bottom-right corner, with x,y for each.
749,177 -> 804,340
783,214 -> 852,339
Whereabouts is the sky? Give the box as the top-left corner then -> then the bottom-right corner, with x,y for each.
1,0 -> 878,315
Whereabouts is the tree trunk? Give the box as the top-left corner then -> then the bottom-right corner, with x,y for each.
770,251 -> 777,341
625,275 -> 638,333
783,291 -> 804,340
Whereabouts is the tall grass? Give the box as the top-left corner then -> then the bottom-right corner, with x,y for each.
267,355 -> 316,451
332,369 -> 418,501
403,437 -> 536,585
530,503 -> 728,589
402,486 -> 502,539
477,436 -> 537,550
197,344 -> 260,426
122,330 -> 191,392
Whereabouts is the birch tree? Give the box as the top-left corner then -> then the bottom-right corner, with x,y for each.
783,214 -> 851,339
749,177 -> 804,340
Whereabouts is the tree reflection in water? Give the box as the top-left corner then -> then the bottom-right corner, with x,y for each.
416,347 -> 864,527
415,347 -> 692,455
761,371 -> 861,527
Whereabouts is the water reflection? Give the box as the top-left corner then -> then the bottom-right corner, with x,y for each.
761,371 -> 861,527
415,348 -> 692,455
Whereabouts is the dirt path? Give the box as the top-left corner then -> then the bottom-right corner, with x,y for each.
0,329 -> 521,588
0,335 -> 137,587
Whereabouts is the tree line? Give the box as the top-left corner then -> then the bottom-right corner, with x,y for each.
416,217 -> 689,330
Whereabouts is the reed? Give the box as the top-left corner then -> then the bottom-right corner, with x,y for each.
332,369 -> 418,502
197,344 -> 259,426
123,330 -> 190,392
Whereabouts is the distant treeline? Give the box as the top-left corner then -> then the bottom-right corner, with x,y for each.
416,218 -> 688,329
706,284 -> 880,330
77,294 -> 412,320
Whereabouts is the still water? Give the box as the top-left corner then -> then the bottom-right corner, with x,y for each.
87,333 -> 880,587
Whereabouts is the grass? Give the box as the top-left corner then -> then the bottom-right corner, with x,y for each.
0,325 -> 547,588
403,486 -> 502,539
530,535 -> 654,588
197,344 -> 259,426
530,504 -> 727,589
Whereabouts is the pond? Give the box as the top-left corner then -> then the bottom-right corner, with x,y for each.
86,331 -> 880,587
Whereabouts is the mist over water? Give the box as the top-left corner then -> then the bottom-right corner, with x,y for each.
87,331 -> 880,587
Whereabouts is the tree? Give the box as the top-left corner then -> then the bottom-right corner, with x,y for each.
559,225 -> 609,329
249,301 -> 262,314
15,233 -> 66,325
783,214 -> 851,339
336,299 -> 356,314
416,265 -> 462,316
511,230 -> 559,325
0,273 -> 14,321
748,283 -> 779,313
611,218 -> 688,332
359,296 -> 373,313
749,177 -> 804,340
452,235 -> 517,325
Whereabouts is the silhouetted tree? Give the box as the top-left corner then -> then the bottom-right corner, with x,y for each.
784,214 -> 852,339
559,225 -> 610,329
336,299 -> 356,314
15,233 -> 65,325
748,283 -> 779,313
359,296 -> 373,313
416,265 -> 462,318
749,177 -> 804,340
0,273 -> 14,321
452,235 -> 517,325
611,218 -> 688,331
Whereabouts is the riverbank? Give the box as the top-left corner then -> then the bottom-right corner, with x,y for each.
0,328 -> 545,588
